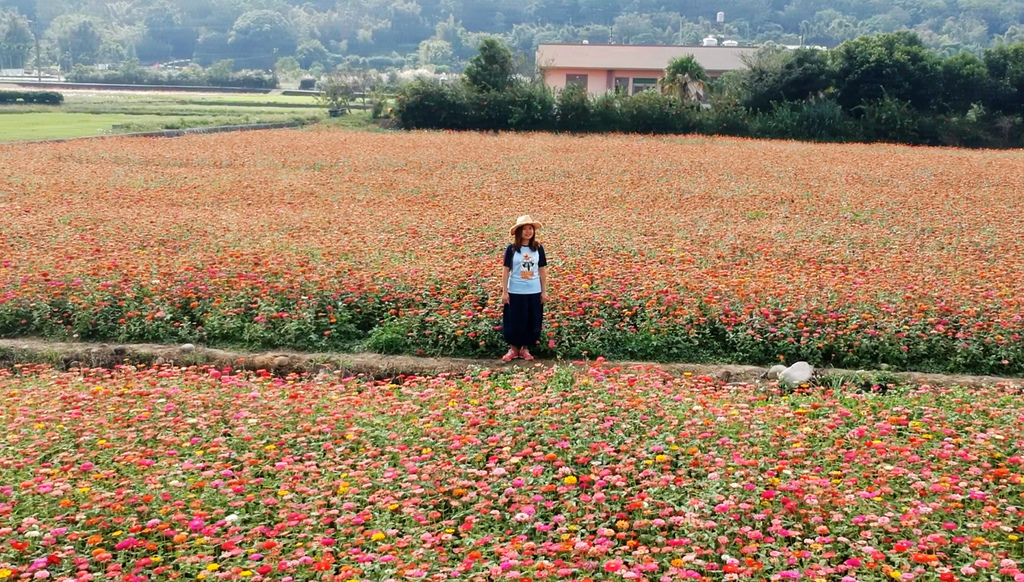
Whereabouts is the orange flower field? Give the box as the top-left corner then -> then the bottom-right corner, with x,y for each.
1,128 -> 1023,373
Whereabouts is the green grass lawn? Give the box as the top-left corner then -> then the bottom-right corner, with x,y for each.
0,89 -> 378,141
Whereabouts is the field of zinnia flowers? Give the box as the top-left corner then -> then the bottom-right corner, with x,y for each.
1,129 -> 1023,373
1,362 -> 1022,581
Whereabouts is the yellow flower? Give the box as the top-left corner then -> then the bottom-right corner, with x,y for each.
889,571 -> 902,579
205,564 -> 220,572
564,475 -> 577,485
240,571 -> 252,577
0,569 -> 13,579
372,532 -> 386,541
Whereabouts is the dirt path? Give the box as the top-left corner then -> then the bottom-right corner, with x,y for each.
1,338 -> 1021,388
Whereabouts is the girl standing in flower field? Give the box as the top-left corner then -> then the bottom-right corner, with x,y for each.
501,215 -> 548,362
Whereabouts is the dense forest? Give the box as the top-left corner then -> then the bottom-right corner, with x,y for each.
1,0 -> 1023,73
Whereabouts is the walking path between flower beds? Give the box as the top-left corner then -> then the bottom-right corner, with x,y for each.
2,338 -> 1021,389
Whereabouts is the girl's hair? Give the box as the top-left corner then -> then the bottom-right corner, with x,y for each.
513,226 -> 539,252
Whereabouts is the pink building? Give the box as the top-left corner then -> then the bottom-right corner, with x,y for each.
536,43 -> 758,95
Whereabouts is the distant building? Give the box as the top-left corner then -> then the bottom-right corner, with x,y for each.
536,43 -> 758,95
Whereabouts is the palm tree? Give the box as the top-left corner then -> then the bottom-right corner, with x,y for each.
660,55 -> 709,104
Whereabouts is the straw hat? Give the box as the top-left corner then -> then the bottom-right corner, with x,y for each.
509,214 -> 542,238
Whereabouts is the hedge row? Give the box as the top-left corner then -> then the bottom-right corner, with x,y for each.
393,81 -> 1024,149
0,90 -> 64,104
1,285 -> 1019,376
66,66 -> 278,89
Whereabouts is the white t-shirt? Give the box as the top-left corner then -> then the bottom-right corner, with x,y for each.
504,245 -> 546,294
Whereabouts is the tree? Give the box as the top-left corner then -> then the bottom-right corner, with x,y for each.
1,10 -> 35,69
375,1 -> 432,46
660,55 -> 708,104
137,0 -> 193,63
831,31 -> 942,114
777,48 -> 834,101
576,0 -> 618,25
664,55 -> 708,83
612,13 -> 656,44
733,46 -> 793,112
49,16 -> 102,70
228,10 -> 296,69
939,51 -> 989,114
983,43 -> 1024,114
295,38 -> 329,69
317,73 -> 360,114
463,37 -> 514,92
192,31 -> 229,67
418,38 -> 452,68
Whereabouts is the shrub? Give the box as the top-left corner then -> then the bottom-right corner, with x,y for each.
753,98 -> 853,142
506,83 -> 556,131
64,64 -> 277,89
364,319 -> 416,354
393,79 -> 472,130
619,91 -> 696,134
0,90 -> 64,104
589,93 -> 624,132
697,99 -> 751,136
856,95 -> 924,144
555,85 -> 591,132
466,89 -> 518,130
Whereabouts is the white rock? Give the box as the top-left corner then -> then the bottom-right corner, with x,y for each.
779,361 -> 813,384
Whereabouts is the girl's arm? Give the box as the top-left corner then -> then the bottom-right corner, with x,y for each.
502,266 -> 511,304
539,266 -> 547,303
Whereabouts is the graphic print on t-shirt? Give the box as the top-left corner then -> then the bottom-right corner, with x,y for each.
520,251 -> 535,280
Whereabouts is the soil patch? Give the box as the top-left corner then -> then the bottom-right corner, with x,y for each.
1,338 -> 1021,388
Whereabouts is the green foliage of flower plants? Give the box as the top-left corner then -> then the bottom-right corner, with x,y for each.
0,363 -> 1022,580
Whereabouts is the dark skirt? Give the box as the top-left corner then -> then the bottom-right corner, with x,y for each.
502,292 -> 543,347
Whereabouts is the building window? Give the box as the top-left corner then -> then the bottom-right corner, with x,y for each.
631,77 -> 659,94
566,74 -> 588,90
614,77 -> 629,94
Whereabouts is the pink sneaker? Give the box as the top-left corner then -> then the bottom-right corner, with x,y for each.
501,348 -> 519,362
520,347 -> 534,361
